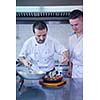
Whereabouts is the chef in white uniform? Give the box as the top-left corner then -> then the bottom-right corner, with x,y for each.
67,10 -> 83,78
67,9 -> 83,100
18,21 -> 69,72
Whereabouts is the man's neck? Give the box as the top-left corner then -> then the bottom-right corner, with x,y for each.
76,32 -> 83,38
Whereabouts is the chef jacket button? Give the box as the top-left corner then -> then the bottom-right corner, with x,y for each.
37,60 -> 39,62
35,52 -> 38,54
45,51 -> 47,54
45,43 -> 47,45
35,44 -> 37,46
44,59 -> 47,61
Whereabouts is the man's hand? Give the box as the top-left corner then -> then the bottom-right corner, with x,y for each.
61,51 -> 69,64
67,67 -> 72,78
67,62 -> 73,78
23,60 -> 32,67
19,57 -> 32,67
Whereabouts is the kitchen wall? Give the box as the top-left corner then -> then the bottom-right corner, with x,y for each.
16,22 -> 73,60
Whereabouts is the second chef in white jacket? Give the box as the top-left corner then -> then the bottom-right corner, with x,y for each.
67,9 -> 83,100
67,10 -> 83,78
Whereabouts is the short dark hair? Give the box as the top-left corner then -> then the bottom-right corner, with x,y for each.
69,9 -> 83,19
32,21 -> 48,33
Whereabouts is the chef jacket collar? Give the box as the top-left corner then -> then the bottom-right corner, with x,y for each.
34,35 -> 48,46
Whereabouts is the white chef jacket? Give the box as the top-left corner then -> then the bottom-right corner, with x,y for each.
19,35 -> 67,72
69,34 -> 83,78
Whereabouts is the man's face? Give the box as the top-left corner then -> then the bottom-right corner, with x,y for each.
69,17 -> 83,34
34,28 -> 47,44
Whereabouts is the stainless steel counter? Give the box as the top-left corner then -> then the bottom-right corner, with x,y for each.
16,78 -> 83,100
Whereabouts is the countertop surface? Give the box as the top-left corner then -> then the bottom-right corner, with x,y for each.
16,77 -> 83,100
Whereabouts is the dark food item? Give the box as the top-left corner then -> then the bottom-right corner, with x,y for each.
43,75 -> 63,83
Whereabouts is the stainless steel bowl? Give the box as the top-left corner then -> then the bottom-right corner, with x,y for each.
17,66 -> 46,80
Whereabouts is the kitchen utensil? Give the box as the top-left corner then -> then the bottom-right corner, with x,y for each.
17,65 -> 46,80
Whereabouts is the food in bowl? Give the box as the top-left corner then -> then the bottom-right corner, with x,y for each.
43,75 -> 63,83
38,71 -> 45,74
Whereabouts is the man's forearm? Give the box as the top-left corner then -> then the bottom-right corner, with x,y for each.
61,50 -> 69,64
18,56 -> 26,64
19,56 -> 32,66
63,50 -> 69,58
69,61 -> 73,69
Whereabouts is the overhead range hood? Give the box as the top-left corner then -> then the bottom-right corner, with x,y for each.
16,6 -> 82,24
16,0 -> 83,24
